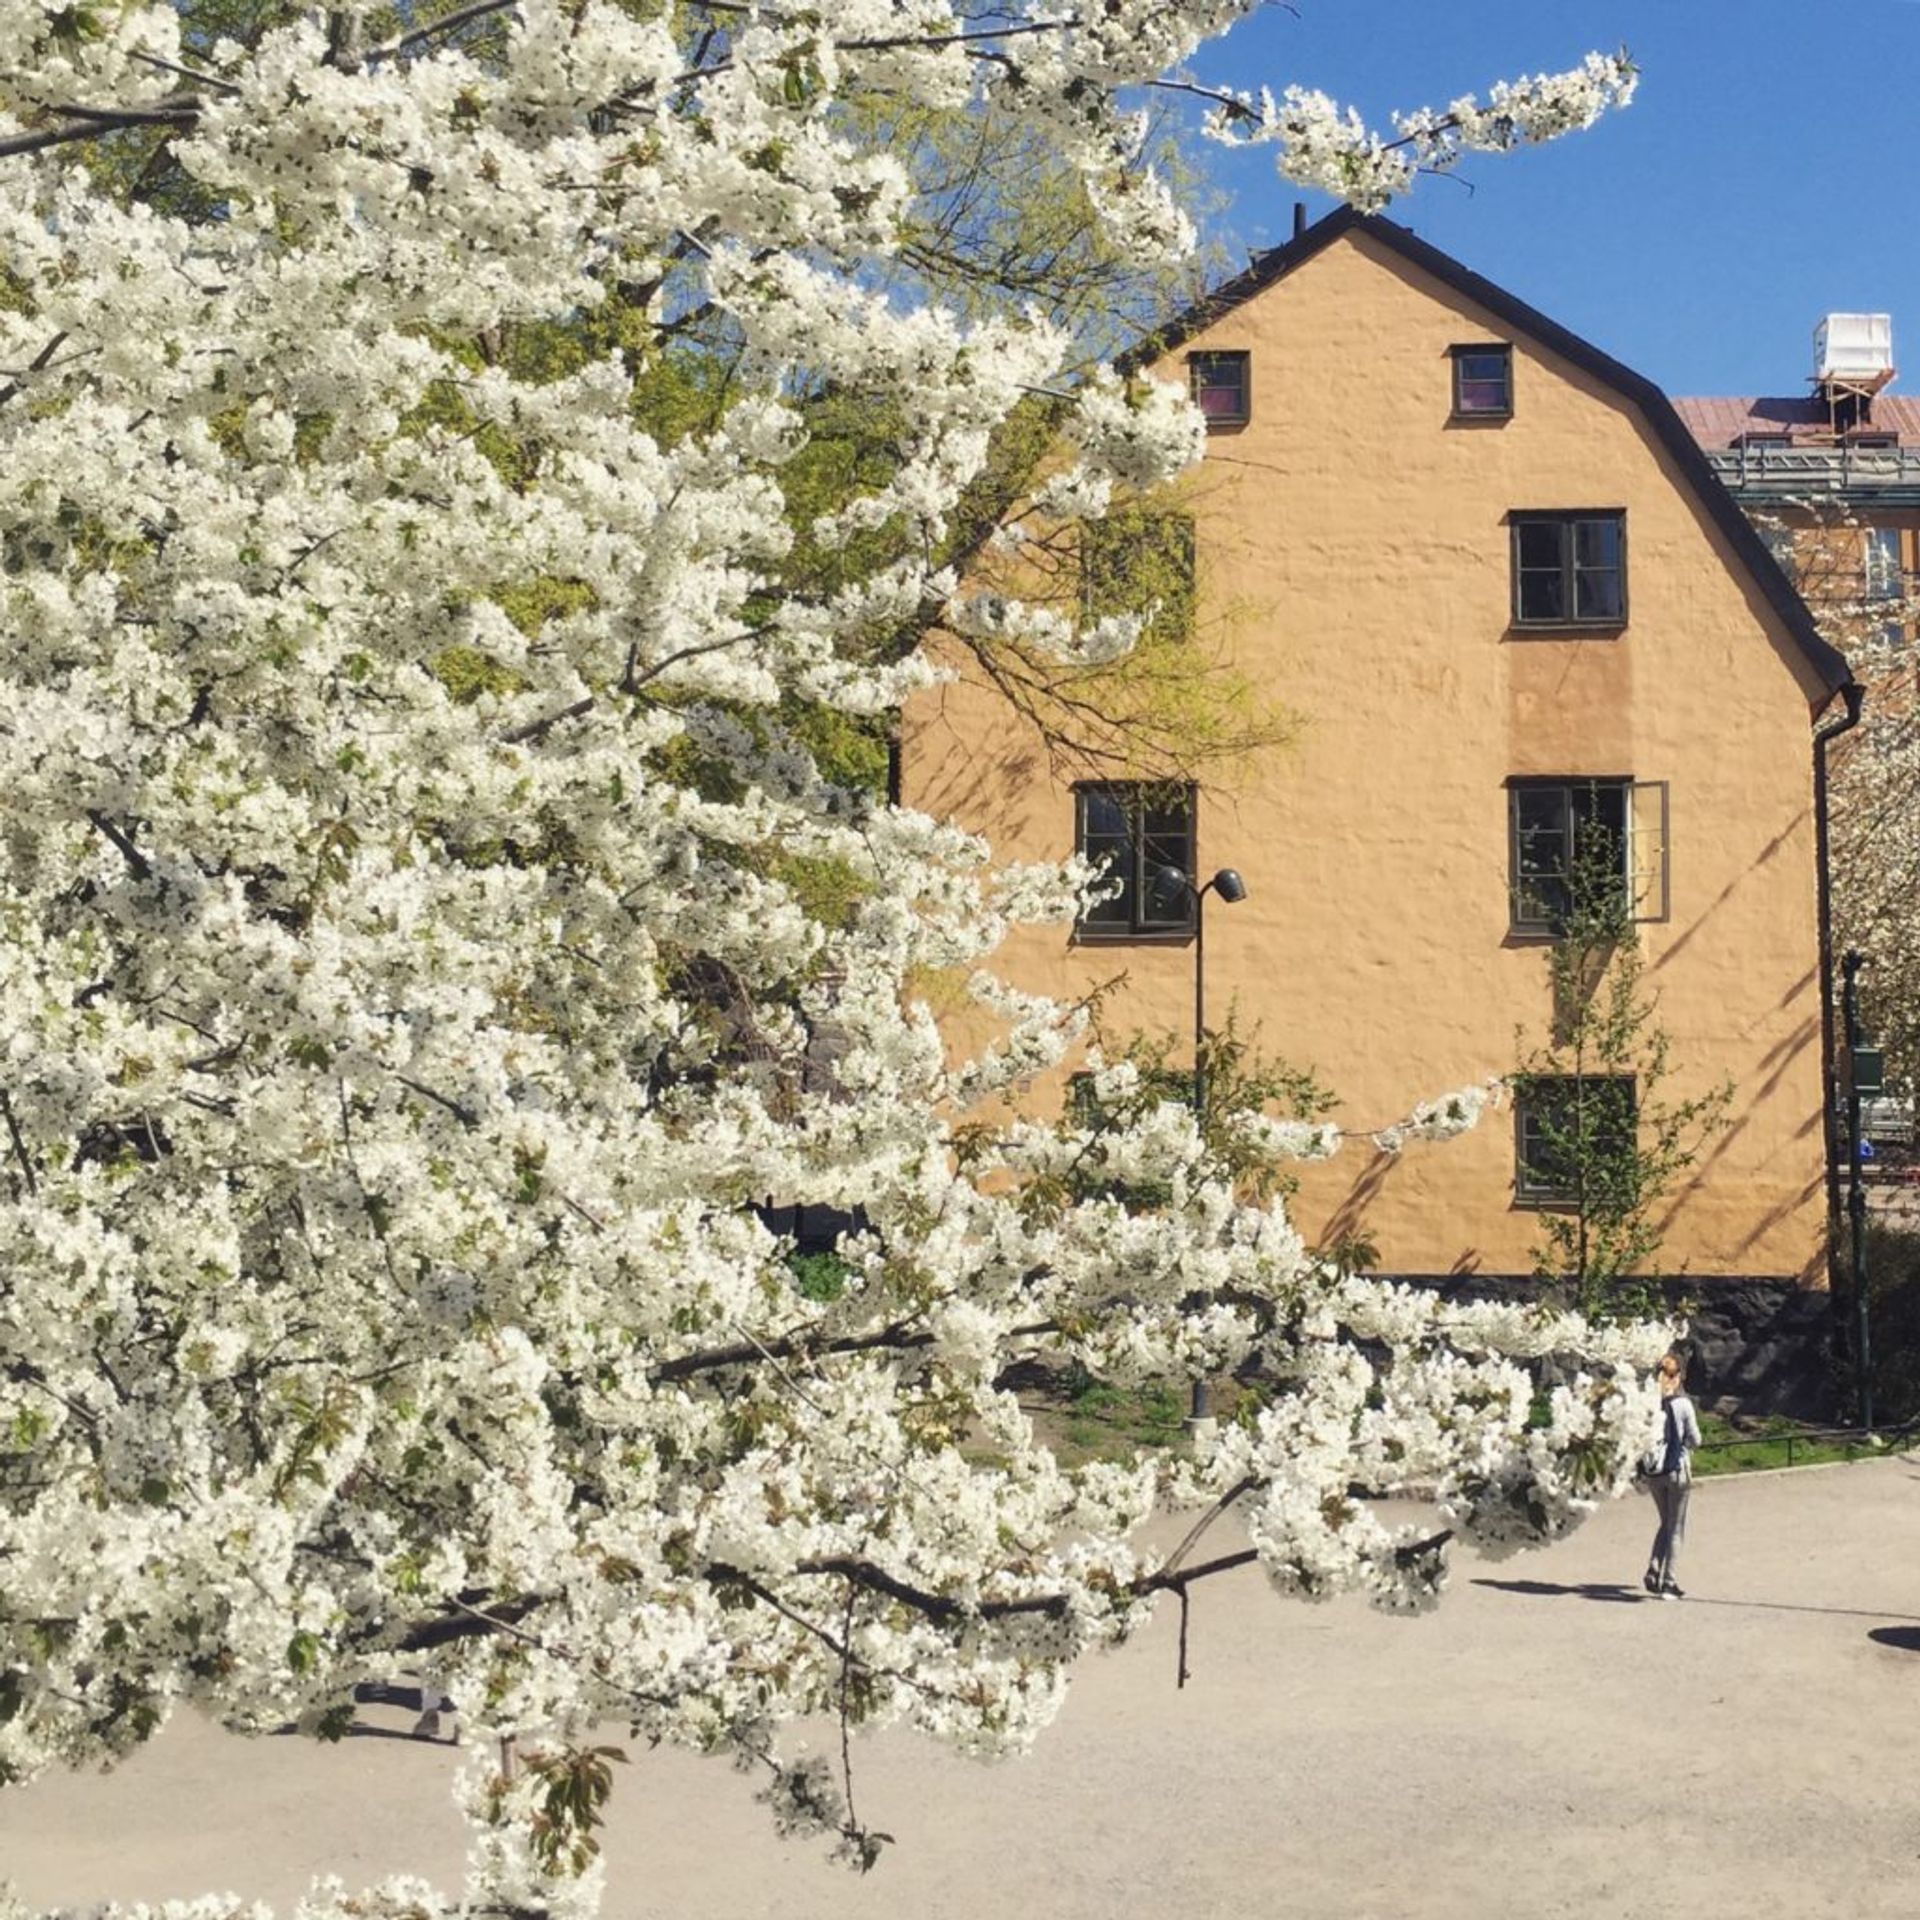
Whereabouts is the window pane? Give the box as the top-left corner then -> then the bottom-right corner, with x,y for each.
1586,1078 -> 1637,1156
1141,798 -> 1193,842
1082,840 -> 1134,925
1513,786 -> 1568,925
1519,1109 -> 1574,1199
1574,566 -> 1624,621
1569,781 -> 1631,917
1082,789 -> 1127,838
1515,788 -> 1567,837
1518,567 -> 1566,621
1571,780 -> 1629,846
1572,519 -> 1621,569
1140,795 -> 1196,924
1516,521 -> 1566,570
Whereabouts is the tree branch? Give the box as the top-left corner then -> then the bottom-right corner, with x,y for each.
649,1316 -> 1060,1385
395,1075 -> 480,1128
86,810 -> 154,882
502,695 -> 595,746
794,1555 -> 1068,1622
0,330 -> 69,409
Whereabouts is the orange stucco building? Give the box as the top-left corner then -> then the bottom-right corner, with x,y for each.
904,211 -> 1856,1289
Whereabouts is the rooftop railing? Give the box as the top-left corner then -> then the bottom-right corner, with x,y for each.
1705,440 -> 1920,500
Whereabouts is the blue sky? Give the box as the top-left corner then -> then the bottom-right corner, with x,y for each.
1178,1 -> 1920,397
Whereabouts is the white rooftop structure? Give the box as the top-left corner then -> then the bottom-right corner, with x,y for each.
1815,313 -> 1894,387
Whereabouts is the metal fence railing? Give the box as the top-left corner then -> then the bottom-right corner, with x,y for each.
1692,1418 -> 1920,1472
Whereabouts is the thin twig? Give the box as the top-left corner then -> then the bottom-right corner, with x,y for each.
367,0 -> 524,62
838,1582 -> 860,1834
0,1089 -> 38,1195
128,51 -> 240,94
395,1075 -> 479,1128
1160,1474 -> 1259,1579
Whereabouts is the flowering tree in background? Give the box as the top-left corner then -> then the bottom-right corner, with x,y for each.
1756,507 -> 1920,1099
0,6 -> 1649,1913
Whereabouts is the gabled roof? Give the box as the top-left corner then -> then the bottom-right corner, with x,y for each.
1125,207 -> 1853,701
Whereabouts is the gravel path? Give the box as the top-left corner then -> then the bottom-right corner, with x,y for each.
6,1456 -> 1920,1918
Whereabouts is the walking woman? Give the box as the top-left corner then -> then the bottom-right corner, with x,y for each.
1645,1351 -> 1702,1599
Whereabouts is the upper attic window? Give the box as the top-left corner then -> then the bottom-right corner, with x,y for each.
1189,352 -> 1249,428
1451,344 -> 1513,419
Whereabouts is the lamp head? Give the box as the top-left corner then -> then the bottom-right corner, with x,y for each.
1151,863 -> 1194,913
1211,867 -> 1248,904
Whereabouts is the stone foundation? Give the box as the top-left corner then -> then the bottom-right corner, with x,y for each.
1389,1274 -> 1842,1423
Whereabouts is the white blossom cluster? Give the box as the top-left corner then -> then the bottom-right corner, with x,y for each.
0,1885 -> 451,1920
0,5 -> 1640,1913
1372,1078 -> 1507,1154
1200,50 -> 1636,211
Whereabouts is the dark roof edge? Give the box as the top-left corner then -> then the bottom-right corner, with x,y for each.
1124,208 -> 1853,701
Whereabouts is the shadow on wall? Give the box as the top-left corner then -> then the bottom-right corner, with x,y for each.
1647,809 -> 1803,981
1316,1147 -> 1400,1254
907,681 -> 1048,847
1652,1013 -> 1819,1250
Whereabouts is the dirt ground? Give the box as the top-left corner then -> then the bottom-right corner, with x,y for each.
6,1455 -> 1920,1919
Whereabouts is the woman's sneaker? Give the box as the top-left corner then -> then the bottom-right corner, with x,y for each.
1643,1569 -> 1661,1595
1660,1581 -> 1685,1600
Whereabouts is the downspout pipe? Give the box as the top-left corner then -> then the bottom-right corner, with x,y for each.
1813,678 -> 1867,1265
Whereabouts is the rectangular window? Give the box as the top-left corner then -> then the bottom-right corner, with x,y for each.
1083,507 -> 1196,647
1188,351 -> 1249,427
1515,1075 -> 1638,1206
1511,511 -> 1628,628
1075,783 -> 1197,937
1865,525 -> 1905,645
1864,526 -> 1901,598
1451,343 -> 1513,418
1509,777 -> 1668,933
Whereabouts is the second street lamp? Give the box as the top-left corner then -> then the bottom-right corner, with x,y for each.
1842,949 -> 1879,1432
1152,863 -> 1248,1434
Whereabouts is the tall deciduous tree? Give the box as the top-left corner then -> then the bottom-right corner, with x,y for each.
1753,505 -> 1920,1102
0,7 -> 1644,1913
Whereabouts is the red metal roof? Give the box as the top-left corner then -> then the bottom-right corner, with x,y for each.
1673,394 -> 1920,446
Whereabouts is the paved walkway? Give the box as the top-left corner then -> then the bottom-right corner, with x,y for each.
6,1457 -> 1920,1918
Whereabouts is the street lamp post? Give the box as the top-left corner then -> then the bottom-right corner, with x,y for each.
1841,950 -> 1881,1432
1153,863 -> 1248,1439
